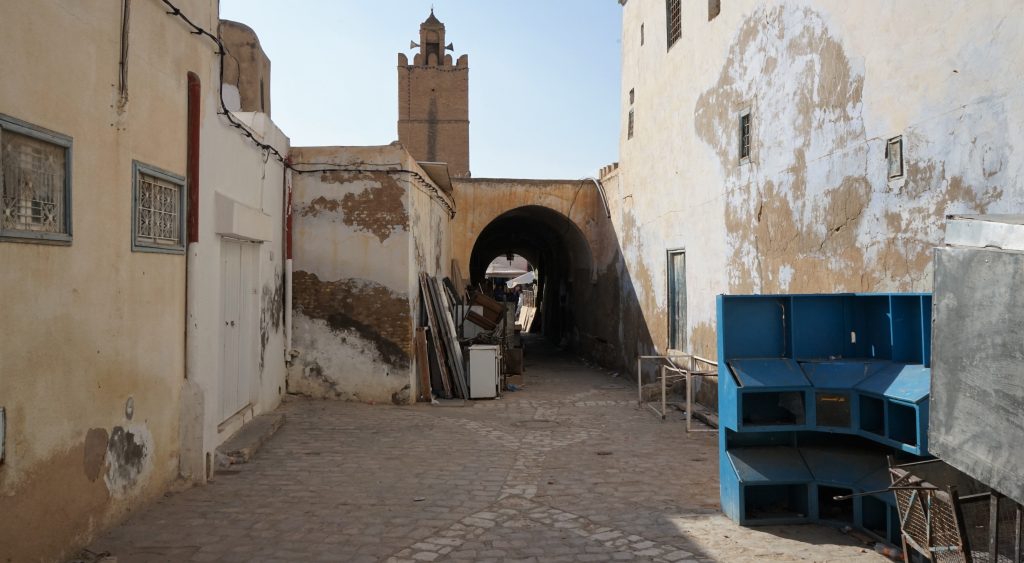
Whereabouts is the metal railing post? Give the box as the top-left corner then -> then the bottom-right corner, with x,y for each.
636,355 -> 642,407
660,364 -> 667,420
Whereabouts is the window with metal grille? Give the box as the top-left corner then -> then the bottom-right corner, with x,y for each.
133,161 -> 185,253
666,0 -> 682,49
0,114 -> 72,243
708,0 -> 721,21
628,109 -> 635,140
886,136 -> 904,179
739,110 -> 751,163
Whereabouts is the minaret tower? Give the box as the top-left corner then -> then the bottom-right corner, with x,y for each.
397,10 -> 470,177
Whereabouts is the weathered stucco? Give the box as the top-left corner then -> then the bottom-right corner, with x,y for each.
288,144 -> 452,404
219,20 -> 272,115
1,2 -> 293,559
0,1 -> 223,560
293,271 -> 411,368
312,171 -> 410,243
614,1 -> 1024,391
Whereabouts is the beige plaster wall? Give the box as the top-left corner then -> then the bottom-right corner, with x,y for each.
615,0 -> 1024,374
0,1 -> 219,560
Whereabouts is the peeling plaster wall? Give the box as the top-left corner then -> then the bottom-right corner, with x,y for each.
0,1 -> 220,560
615,1 -> 1024,396
288,144 -> 453,404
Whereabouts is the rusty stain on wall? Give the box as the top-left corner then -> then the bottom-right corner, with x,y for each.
313,171 -> 410,242
292,270 -> 411,368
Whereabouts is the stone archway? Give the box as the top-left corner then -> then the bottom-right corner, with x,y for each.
451,178 -> 627,361
468,205 -> 595,341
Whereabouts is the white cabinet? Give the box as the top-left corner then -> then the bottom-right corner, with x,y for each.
469,345 -> 501,399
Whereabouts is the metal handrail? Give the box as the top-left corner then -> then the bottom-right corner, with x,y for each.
636,353 -> 718,431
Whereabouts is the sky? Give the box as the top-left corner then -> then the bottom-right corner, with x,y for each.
219,0 -> 623,179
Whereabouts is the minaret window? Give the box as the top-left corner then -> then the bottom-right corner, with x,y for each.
425,31 -> 440,63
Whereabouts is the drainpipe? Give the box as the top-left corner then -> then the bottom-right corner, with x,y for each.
283,157 -> 294,361
185,71 -> 201,380
181,71 -> 203,483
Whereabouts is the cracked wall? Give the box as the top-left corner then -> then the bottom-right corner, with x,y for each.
615,1 -> 1024,400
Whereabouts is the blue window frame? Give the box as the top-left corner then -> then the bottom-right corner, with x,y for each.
0,114 -> 73,244
132,160 -> 186,254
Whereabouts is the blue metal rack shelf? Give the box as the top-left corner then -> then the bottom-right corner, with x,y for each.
717,293 -> 932,545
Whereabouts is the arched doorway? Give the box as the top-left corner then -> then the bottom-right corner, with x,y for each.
468,205 -> 594,344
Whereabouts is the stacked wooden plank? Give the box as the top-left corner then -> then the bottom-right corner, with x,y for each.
418,273 -> 469,399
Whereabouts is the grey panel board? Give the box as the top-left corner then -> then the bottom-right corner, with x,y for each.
800,445 -> 888,486
729,358 -> 810,388
930,246 -> 1024,505
728,447 -> 813,483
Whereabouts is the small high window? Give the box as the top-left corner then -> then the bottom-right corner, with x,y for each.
641,23 -> 645,46
666,0 -> 682,49
133,161 -> 185,253
629,88 -> 635,105
708,0 -> 721,21
739,110 -> 752,163
886,136 -> 904,179
628,109 -> 635,140
0,114 -> 72,243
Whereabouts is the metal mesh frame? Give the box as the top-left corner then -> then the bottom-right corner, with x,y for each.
891,463 -> 1024,563
891,467 -> 969,562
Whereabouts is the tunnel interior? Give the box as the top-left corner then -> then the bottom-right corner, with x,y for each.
468,205 -> 594,343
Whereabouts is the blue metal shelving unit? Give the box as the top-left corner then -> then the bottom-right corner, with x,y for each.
717,293 -> 932,544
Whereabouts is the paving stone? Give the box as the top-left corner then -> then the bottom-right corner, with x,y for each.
86,339 -> 886,563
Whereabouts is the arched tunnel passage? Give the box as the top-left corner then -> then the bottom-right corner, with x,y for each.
468,205 -> 594,343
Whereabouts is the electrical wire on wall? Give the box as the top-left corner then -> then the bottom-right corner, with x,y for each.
156,0 -> 456,218
158,0 -> 287,163
118,0 -> 131,109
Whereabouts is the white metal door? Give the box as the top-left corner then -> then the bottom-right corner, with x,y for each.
220,239 -> 258,422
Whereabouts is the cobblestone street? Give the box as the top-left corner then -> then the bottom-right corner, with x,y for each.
89,341 -> 885,562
